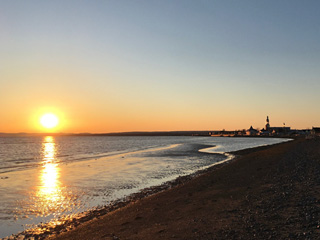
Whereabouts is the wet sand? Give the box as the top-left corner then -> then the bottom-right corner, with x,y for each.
46,137 -> 320,240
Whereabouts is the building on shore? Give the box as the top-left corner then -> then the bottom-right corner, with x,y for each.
259,116 -> 291,136
246,126 -> 259,136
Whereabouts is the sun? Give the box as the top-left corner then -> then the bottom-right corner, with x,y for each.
40,113 -> 59,129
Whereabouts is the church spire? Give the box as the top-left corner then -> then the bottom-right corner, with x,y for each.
266,116 -> 270,130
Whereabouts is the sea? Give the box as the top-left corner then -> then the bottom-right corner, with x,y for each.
0,136 -> 290,238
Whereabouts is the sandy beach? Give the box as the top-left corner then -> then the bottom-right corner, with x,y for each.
40,137 -> 320,240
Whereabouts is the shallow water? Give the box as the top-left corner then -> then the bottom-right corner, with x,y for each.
0,136 -> 289,238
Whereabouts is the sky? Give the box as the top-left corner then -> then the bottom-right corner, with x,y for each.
1,0 -> 320,133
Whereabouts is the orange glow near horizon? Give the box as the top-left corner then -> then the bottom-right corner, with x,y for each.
0,102 -> 317,134
30,108 -> 67,133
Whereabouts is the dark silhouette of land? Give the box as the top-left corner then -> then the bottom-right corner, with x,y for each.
0,131 -> 213,137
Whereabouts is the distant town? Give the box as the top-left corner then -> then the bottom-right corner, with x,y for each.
210,116 -> 319,137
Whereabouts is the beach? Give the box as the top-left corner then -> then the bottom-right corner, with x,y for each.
40,137 -> 320,240
1,136 -> 288,239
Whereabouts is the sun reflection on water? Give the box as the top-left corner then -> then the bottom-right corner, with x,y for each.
18,136 -> 81,235
36,136 -> 64,215
43,136 -> 56,163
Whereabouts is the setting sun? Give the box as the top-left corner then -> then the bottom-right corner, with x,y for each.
40,114 -> 59,129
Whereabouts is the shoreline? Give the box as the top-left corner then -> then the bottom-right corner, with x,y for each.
5,138 -> 303,240
44,137 -> 320,240
10,145 -> 235,240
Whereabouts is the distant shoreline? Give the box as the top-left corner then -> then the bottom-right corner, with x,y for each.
0,131 -> 296,137
0,131 -> 212,137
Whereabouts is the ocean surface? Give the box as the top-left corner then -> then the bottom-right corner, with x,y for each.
0,136 -> 289,238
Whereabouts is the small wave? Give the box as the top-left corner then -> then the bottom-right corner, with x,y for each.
3,157 -> 36,162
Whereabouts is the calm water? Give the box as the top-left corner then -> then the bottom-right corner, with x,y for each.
0,136 -> 289,238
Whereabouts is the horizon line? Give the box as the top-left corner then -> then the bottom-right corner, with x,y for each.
0,127 -> 316,136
